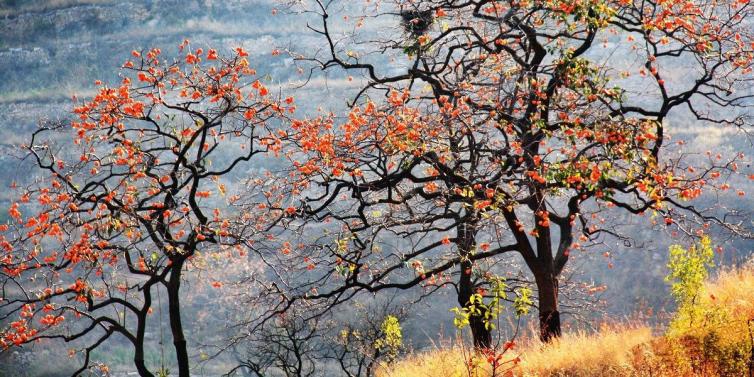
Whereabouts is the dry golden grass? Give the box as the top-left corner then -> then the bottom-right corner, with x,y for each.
512,325 -> 652,376
378,325 -> 652,377
702,266 -> 754,324
380,263 -> 754,377
379,347 -> 471,377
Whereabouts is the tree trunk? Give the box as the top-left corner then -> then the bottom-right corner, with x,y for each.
468,312 -> 493,349
167,259 -> 191,377
458,259 -> 493,349
456,220 -> 491,349
535,273 -> 561,342
136,285 -> 155,377
134,356 -> 155,377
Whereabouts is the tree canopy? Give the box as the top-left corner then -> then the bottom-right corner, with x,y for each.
259,0 -> 754,346
0,42 -> 295,376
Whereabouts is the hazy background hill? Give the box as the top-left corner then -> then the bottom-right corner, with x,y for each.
0,0 -> 752,375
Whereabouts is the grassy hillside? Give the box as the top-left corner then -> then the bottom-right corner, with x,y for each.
379,264 -> 754,377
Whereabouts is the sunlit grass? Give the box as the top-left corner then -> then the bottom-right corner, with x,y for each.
513,325 -> 652,376
380,263 -> 754,377
378,325 -> 652,377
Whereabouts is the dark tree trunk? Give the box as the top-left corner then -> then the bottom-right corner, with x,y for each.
468,312 -> 493,349
136,284 -> 155,377
134,356 -> 154,377
456,220 -> 491,349
535,273 -> 561,342
167,259 -> 190,377
458,258 -> 493,349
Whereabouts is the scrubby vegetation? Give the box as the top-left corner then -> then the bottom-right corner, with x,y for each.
379,257 -> 754,377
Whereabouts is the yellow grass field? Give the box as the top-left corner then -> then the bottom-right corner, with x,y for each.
379,265 -> 754,377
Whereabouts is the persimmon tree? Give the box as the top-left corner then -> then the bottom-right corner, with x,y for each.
0,42 -> 294,376
262,0 -> 754,347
